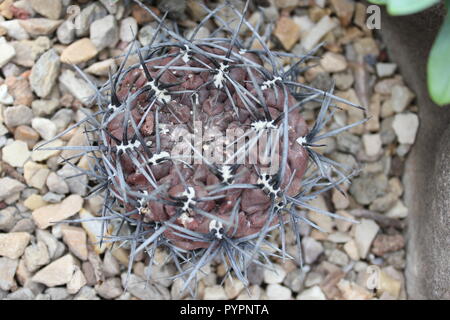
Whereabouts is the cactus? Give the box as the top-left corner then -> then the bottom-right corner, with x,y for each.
39,0 -> 366,295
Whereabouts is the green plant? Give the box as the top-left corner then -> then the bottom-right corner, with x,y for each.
369,0 -> 450,106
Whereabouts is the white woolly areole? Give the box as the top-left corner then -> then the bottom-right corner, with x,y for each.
148,151 -> 170,165
180,45 -> 191,63
116,140 -> 141,153
257,175 -> 280,196
261,76 -> 282,91
251,120 -> 277,132
296,136 -> 307,146
219,165 -> 233,184
209,220 -> 224,239
181,187 -> 196,212
146,80 -> 172,104
213,63 -> 228,89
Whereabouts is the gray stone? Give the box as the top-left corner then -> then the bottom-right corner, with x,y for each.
59,70 -> 96,106
0,20 -> 30,41
119,17 -> 138,42
4,105 -> 34,127
0,257 -> 18,291
0,207 -> 16,232
56,20 -> 75,45
31,99 -> 60,117
57,164 -> 88,196
46,172 -> 69,195
336,131 -> 362,154
90,15 -> 119,51
350,173 -> 388,205
6,287 -> 35,300
0,178 -> 25,202
75,3 -> 108,37
51,109 -> 74,132
122,273 -> 170,300
30,49 -> 60,98
138,24 -> 156,46
24,241 -> 50,272
302,237 -> 324,264
45,287 -> 70,300
0,38 -> 16,68
95,277 -> 123,299
42,192 -> 64,203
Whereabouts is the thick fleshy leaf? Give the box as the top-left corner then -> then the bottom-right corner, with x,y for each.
386,0 -> 440,15
368,0 -> 387,4
428,2 -> 450,106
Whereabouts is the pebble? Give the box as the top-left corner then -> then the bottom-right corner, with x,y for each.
6,287 -> 35,300
85,59 -> 116,77
236,285 -> 261,300
4,105 -> 34,127
24,241 -> 50,272
297,285 -> 326,300
122,273 -> 169,300
90,15 -> 119,51
320,52 -> 348,73
0,20 -> 29,40
0,177 -> 25,202
45,287 -> 70,300
307,195 -> 333,232
120,17 -> 138,42
354,219 -> 380,258
102,250 -> 121,278
386,200 -> 408,218
266,284 -> 292,300
61,225 -> 88,261
392,113 -> 419,144
0,37 -> 15,68
343,239 -> 360,260
19,19 -> 62,37
0,207 -> 16,231
5,75 -> 34,106
224,277 -> 245,299
0,84 -> 14,105
330,0 -> 355,26
377,270 -> 402,298
350,173 -> 388,205
337,279 -> 373,299
32,139 -> 63,162
14,125 -> 40,148
32,254 -> 77,287
56,20 -> 75,45
31,117 -> 57,141
0,257 -> 18,291
32,194 -> 83,229
75,3 -> 108,37
60,38 -> 98,65
302,16 -> 337,51
138,24 -> 156,46
31,99 -> 60,117
79,209 -> 111,254
371,234 -> 405,256
96,277 -> 123,299
302,237 -> 324,264
67,267 -> 87,295
264,264 -> 287,284
362,133 -> 382,157
46,172 -> 69,195
0,232 -> 30,259
59,69 -> 96,106
24,194 -> 47,211
30,49 -> 60,98
2,140 -> 30,167
74,286 -> 100,300
376,63 -> 397,78
23,161 -> 50,190
391,85 -> 415,113
11,37 -> 51,67
57,164 -> 88,196
29,0 -> 61,19
204,285 -> 228,300
36,229 -> 60,260
274,16 -> 300,51
328,249 -> 349,267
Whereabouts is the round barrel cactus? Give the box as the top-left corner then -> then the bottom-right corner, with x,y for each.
41,0 -> 366,294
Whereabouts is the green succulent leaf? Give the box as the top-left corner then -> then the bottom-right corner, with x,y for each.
387,0 -> 440,15
368,0 -> 440,15
428,2 -> 450,106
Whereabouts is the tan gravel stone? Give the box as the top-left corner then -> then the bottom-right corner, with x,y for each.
0,232 -> 31,259
32,254 -> 77,287
274,16 -> 300,51
2,140 -> 30,167
24,194 -> 48,210
60,38 -> 98,64
32,195 -> 83,229
61,225 -> 88,261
